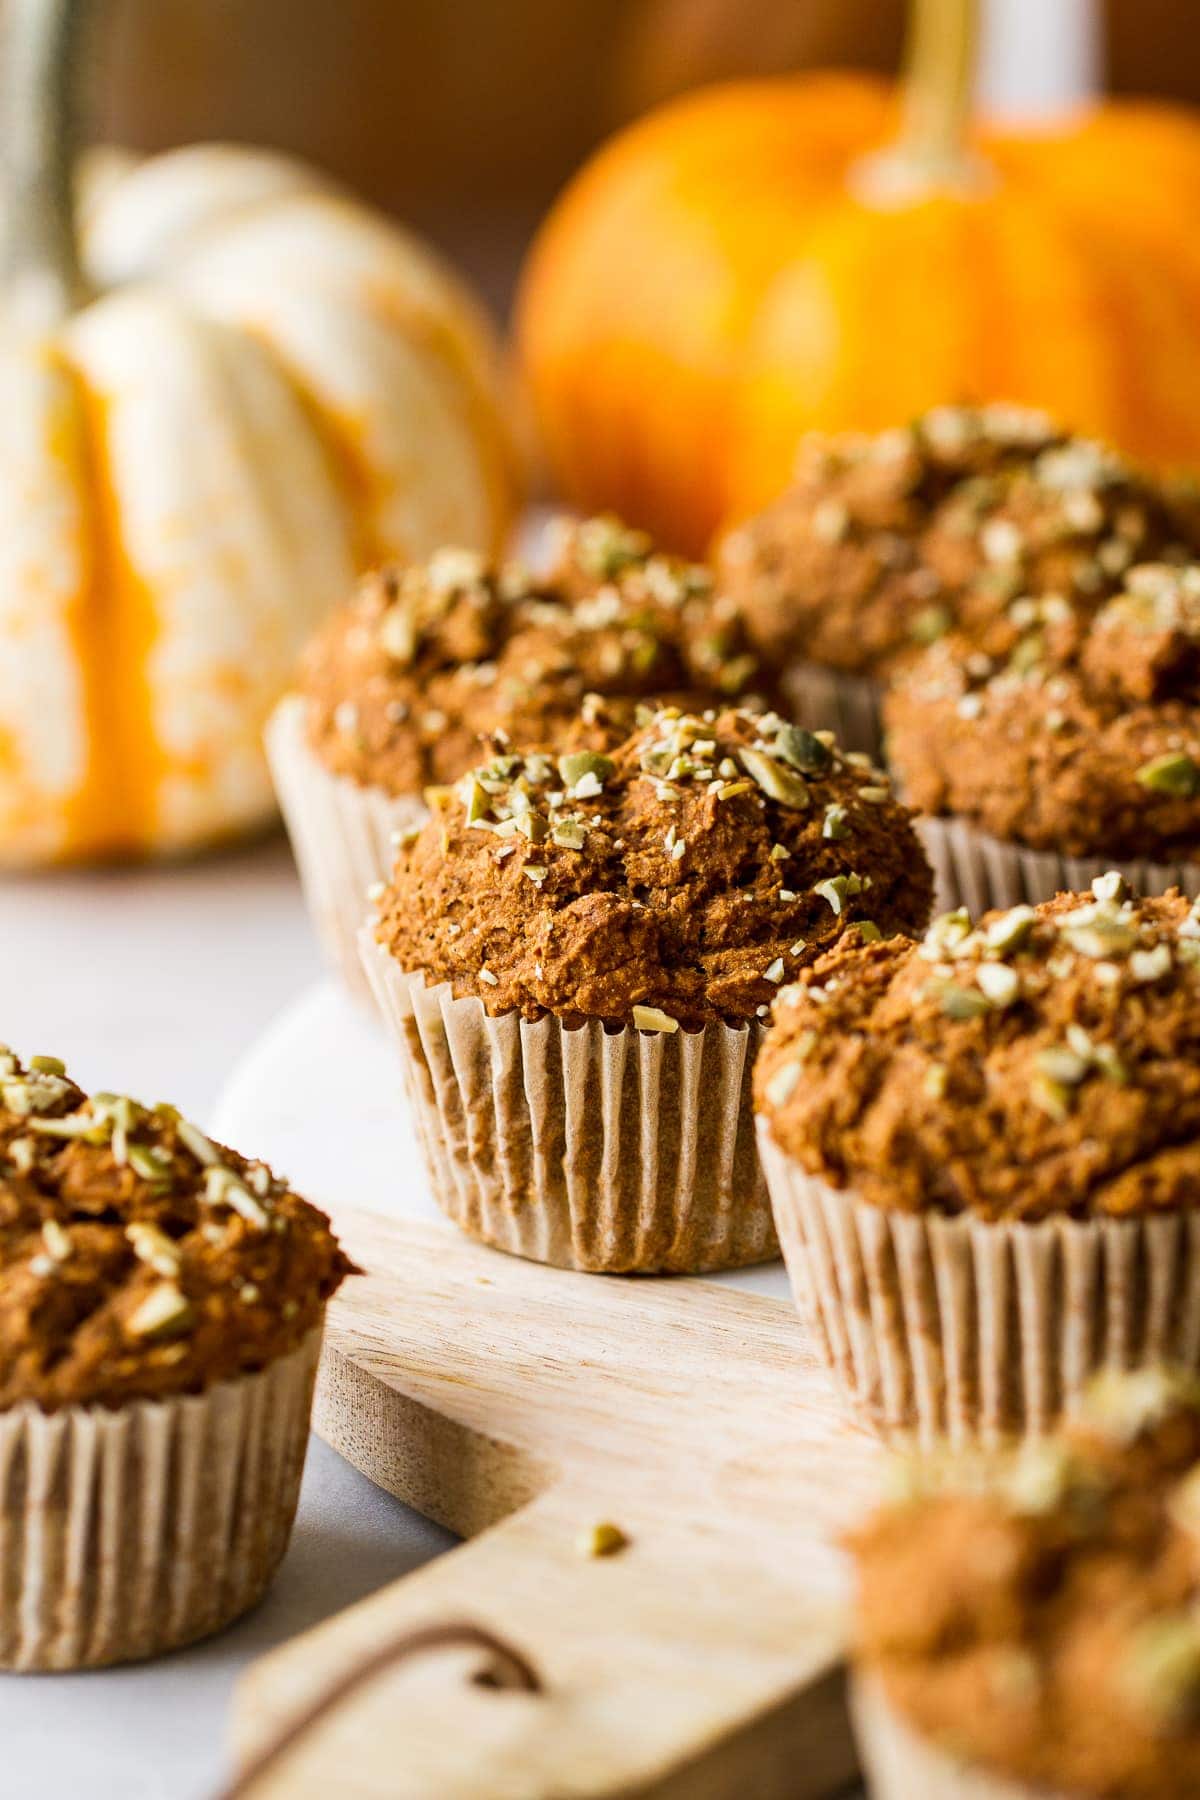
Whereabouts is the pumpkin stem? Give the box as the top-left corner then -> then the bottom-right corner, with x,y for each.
853,0 -> 989,205
1,0 -> 91,329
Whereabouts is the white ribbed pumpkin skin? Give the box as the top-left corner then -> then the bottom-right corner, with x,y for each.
63,289 -> 357,853
78,145 -> 335,288
0,144 -> 517,863
165,195 -> 512,562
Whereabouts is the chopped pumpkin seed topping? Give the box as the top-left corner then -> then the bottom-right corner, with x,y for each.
0,1047 -> 351,1409
41,1219 -> 71,1261
814,873 -> 871,916
764,1059 -> 804,1108
851,1368 -> 1200,1793
126,1222 -> 183,1277
934,980 -> 991,1021
848,920 -> 882,944
2,1068 -> 290,1245
889,547 -> 1200,864
631,1005 -> 679,1034
305,513 -> 778,807
975,962 -> 1020,1007
1137,752 -> 1200,798
379,700 -> 931,1030
446,706 -> 894,873
758,883 -> 1200,1244
127,1283 -> 194,1341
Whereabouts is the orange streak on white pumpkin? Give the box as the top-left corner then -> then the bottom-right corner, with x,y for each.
239,329 -> 386,574
358,293 -> 519,558
0,349 -> 89,859
64,369 -> 161,857
247,309 -> 515,577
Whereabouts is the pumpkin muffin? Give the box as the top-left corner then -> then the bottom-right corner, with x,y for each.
851,1367 -> 1200,1800
715,406 -> 1199,756
755,881 -> 1200,1441
361,702 -> 933,1273
886,562 -> 1200,912
267,514 -> 772,996
0,1044 -> 351,1669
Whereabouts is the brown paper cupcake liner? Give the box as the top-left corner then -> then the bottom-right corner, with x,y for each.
266,696 -> 425,1001
361,933 -> 777,1273
759,1126 -> 1200,1444
851,1674 -> 1061,1800
0,1327 -> 321,1671
780,661 -> 884,761
917,813 -> 1200,916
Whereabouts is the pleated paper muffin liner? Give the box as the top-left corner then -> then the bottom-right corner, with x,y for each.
759,1126 -> 1200,1445
780,661 -> 884,761
917,813 -> 1200,916
266,696 -> 425,1002
0,1326 -> 321,1671
361,934 -> 776,1273
851,1675 -> 1060,1800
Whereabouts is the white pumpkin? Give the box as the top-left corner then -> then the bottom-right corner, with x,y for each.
0,0 -> 518,863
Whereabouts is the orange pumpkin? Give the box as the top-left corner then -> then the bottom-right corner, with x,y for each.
518,0 -> 1200,556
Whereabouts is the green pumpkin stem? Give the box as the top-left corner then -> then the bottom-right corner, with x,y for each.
2,0 -> 91,329
898,0 -> 978,175
853,0 -> 987,205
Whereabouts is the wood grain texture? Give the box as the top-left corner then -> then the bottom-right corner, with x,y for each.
231,1210 -> 883,1798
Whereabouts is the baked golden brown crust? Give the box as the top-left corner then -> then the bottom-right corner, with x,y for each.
0,1050 -> 353,1410
301,516 -> 772,796
716,407 -> 1198,682
755,884 -> 1200,1221
886,563 -> 1200,860
374,705 -> 933,1029
852,1368 -> 1200,1799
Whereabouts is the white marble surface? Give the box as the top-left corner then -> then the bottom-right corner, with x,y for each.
0,837 -> 453,1800
0,836 -> 319,1119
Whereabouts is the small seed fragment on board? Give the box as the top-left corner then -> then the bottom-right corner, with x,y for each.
577,1521 -> 629,1558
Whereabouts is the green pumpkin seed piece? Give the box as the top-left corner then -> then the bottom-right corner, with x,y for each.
739,749 -> 810,808
1136,752 -> 1200,797
774,725 -> 833,775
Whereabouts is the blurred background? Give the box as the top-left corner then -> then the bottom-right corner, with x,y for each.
0,8 -> 1197,1791
82,0 -> 1200,312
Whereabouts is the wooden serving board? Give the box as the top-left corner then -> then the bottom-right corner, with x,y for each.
214,984 -> 885,1798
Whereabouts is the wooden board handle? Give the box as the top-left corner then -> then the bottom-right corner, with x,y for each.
232,1485 -> 856,1799
228,1213 -> 881,1797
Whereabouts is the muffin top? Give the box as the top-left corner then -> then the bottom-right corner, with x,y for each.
300,515 -> 771,796
373,704 -> 933,1030
716,406 -> 1198,683
755,883 -> 1200,1221
0,1048 -> 353,1411
852,1367 -> 1200,1799
886,562 -> 1200,860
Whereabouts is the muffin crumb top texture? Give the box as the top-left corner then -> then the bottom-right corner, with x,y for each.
717,405 -> 1200,682
853,1367 -> 1200,1799
301,515 -> 772,796
755,882 -> 1200,1221
887,562 -> 1200,859
374,705 -> 932,1029
0,1049 -> 352,1410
